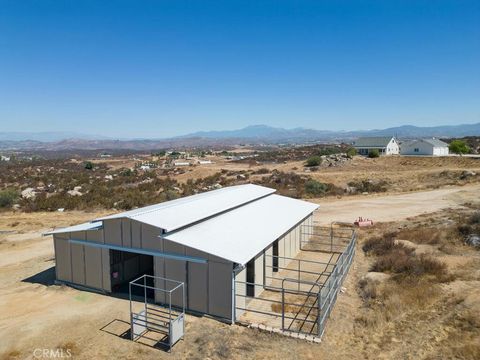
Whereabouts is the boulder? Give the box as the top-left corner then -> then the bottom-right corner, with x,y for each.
466,234 -> 480,248
21,187 -> 36,199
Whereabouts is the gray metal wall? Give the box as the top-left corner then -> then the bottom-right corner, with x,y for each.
53,229 -> 110,292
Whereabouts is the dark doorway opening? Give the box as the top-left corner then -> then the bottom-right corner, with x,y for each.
110,250 -> 154,299
272,240 -> 279,272
246,258 -> 255,297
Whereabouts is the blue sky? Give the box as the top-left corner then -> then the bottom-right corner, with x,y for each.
0,0 -> 479,138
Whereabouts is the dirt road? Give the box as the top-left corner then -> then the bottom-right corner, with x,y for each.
313,184 -> 480,225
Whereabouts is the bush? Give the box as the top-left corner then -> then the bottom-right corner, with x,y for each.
84,161 -> 94,170
368,149 -> 380,158
449,140 -> 470,155
305,179 -> 328,196
305,156 -> 322,167
0,189 -> 18,208
346,148 -> 357,158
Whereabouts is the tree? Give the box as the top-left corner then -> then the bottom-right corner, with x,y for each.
305,156 -> 322,167
84,161 -> 94,170
368,149 -> 380,158
449,140 -> 470,155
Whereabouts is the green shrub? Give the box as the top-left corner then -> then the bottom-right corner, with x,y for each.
305,179 -> 328,196
346,148 -> 357,158
305,156 -> 322,167
84,161 -> 94,170
449,140 -> 470,155
368,149 -> 380,158
0,189 -> 18,208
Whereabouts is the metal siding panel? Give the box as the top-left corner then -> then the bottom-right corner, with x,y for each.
103,219 -> 122,246
141,224 -> 161,251
264,245 -> 273,286
154,256 -> 166,304
163,240 -> 186,307
254,252 -> 264,295
121,219 -> 132,247
131,220 -> 142,248
70,231 -> 86,241
71,243 -> 86,285
85,229 -> 103,243
208,260 -> 232,319
54,236 -> 72,282
84,245 -> 103,289
185,248 -> 208,313
101,248 -> 111,292
235,267 -> 246,318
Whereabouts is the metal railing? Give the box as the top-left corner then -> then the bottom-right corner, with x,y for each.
234,224 -> 356,338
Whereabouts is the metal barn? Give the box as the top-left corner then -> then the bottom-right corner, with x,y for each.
45,184 -> 317,321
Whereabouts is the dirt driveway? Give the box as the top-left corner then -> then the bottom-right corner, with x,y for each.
313,184 -> 480,225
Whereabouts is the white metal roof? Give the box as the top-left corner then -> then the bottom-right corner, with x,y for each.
164,194 -> 319,265
95,184 -> 275,232
43,221 -> 103,235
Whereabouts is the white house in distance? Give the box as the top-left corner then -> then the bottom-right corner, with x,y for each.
353,136 -> 400,156
400,138 -> 449,156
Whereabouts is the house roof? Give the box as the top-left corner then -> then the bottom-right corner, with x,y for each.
164,194 -> 318,265
422,138 -> 449,147
353,137 -> 394,148
95,184 -> 275,232
403,138 -> 449,148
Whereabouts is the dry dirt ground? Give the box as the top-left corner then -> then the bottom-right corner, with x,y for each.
0,184 -> 479,359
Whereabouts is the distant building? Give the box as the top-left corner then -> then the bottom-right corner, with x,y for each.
173,161 -> 191,166
198,160 -> 213,165
353,137 -> 399,156
400,138 -> 449,156
0,155 -> 11,161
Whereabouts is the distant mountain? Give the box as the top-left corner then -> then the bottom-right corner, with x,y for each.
0,131 -> 110,142
0,123 -> 479,151
182,123 -> 480,141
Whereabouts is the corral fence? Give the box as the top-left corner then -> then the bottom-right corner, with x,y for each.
234,223 -> 356,338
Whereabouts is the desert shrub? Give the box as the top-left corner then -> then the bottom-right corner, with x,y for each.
254,167 -> 270,175
449,140 -> 470,155
362,234 -> 402,256
395,227 -> 444,245
371,252 -> 448,280
304,179 -> 328,196
0,189 -> 18,208
346,147 -> 357,158
84,161 -> 94,170
368,149 -> 380,158
457,211 -> 480,236
348,179 -> 388,193
305,156 -> 322,167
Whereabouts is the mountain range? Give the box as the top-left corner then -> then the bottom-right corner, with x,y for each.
0,123 -> 479,151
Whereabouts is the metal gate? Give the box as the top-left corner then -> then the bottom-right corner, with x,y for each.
129,274 -> 185,352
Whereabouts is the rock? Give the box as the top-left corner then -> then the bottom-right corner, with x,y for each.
461,170 -> 476,179
465,234 -> 480,248
104,175 -> 113,180
67,189 -> 83,196
21,187 -> 36,199
363,272 -> 390,283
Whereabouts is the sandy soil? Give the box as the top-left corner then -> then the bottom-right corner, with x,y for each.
0,185 -> 479,359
